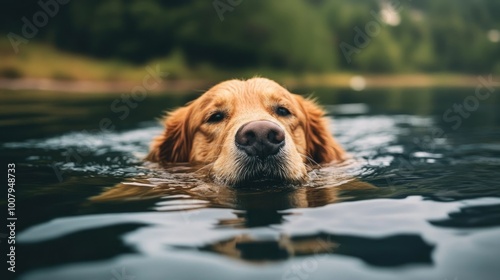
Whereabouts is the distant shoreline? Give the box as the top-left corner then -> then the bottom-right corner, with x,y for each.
0,78 -> 212,94
0,74 -> 498,93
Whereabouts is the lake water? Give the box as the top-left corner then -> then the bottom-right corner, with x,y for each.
1,87 -> 500,280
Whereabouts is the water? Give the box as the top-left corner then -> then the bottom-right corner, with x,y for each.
1,87 -> 500,280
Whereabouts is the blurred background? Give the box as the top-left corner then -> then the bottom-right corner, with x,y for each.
2,3 -> 500,279
1,0 -> 499,89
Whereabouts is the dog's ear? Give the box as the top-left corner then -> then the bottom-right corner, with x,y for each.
294,95 -> 346,163
146,105 -> 193,163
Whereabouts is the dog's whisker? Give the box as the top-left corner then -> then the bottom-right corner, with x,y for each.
298,152 -> 321,167
195,162 -> 214,173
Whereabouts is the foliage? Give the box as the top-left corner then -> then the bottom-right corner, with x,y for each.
1,0 -> 499,74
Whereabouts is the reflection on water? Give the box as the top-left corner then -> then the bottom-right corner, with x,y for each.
194,232 -> 434,266
1,88 -> 500,280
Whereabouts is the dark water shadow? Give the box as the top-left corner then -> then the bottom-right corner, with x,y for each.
187,232 -> 434,267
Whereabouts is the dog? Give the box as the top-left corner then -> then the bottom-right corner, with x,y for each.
146,77 -> 346,186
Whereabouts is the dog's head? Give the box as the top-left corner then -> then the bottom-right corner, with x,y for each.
147,78 -> 345,185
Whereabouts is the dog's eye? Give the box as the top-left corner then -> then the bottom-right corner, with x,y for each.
276,106 -> 291,117
207,111 -> 226,123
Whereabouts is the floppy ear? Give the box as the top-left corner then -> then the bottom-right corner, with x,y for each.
294,95 -> 346,163
146,105 -> 193,163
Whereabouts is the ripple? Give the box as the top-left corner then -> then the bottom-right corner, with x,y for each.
18,196 -> 500,280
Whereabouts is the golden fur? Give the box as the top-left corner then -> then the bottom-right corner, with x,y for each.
146,77 -> 345,185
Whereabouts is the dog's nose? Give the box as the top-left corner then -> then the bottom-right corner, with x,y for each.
235,120 -> 285,158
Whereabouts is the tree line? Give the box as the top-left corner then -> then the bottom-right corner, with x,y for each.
2,0 -> 499,74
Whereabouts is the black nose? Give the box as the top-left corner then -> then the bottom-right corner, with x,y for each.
235,120 -> 285,158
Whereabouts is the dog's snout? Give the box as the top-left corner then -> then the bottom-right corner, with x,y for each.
235,120 -> 285,158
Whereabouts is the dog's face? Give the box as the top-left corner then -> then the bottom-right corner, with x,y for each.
147,78 -> 345,186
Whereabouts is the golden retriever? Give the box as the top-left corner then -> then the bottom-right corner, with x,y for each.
146,77 -> 346,186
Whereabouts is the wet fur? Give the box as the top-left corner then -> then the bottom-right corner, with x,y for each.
146,77 -> 346,185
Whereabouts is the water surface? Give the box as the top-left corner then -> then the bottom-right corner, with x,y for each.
1,87 -> 500,280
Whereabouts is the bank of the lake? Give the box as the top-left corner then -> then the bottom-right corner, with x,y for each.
1,74 -> 498,94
